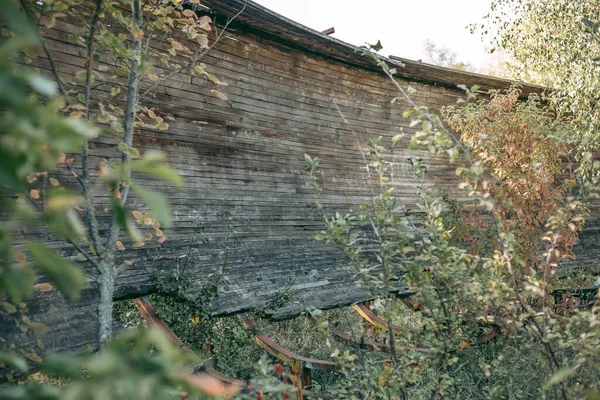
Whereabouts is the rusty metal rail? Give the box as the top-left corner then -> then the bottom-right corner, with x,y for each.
353,301 -> 499,347
352,303 -> 412,334
238,313 -> 357,399
310,313 -> 438,354
311,318 -> 390,352
132,298 -> 244,397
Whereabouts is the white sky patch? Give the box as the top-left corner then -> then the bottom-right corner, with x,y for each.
253,0 -> 494,68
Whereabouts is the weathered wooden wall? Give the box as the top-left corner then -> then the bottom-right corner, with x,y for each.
5,0 -> 599,357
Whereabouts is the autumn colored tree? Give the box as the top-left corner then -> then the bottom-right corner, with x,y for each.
444,87 -> 583,271
474,0 -> 600,184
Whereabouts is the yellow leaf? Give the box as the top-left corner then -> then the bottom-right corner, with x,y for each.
198,15 -> 212,30
132,26 -> 144,38
143,217 -> 153,226
144,233 -> 153,241
20,348 -> 42,364
132,242 -> 145,248
157,236 -> 166,244
49,177 -> 60,187
15,252 -> 27,264
148,74 -> 159,82
1,302 -> 18,314
47,194 -> 83,211
206,73 -> 220,84
29,189 -> 40,199
124,260 -> 134,265
182,9 -> 195,17
148,109 -> 156,119
69,111 -> 84,119
132,210 -> 144,222
170,40 -> 183,51
36,283 -> 54,293
116,241 -> 126,251
42,15 -> 56,29
210,89 -> 228,101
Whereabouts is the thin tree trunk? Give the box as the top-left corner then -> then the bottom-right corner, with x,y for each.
97,0 -> 143,345
98,259 -> 115,344
81,0 -> 105,255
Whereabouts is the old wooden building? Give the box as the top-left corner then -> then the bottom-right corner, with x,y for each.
5,0 -> 599,357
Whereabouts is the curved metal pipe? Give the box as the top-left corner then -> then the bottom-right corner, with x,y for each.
132,297 -> 244,397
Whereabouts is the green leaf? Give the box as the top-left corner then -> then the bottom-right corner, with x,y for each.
1,302 -> 17,314
26,74 -> 57,97
545,367 -> 576,387
43,353 -> 85,379
131,152 -> 184,188
75,70 -> 87,81
118,142 -> 141,159
111,199 -> 142,243
20,348 -> 42,364
392,134 -> 404,146
25,242 -> 85,301
132,184 -> 173,229
46,192 -> 83,212
0,264 -> 34,303
27,322 -> 51,333
370,40 -> 383,52
0,352 -> 29,373
402,246 -> 415,254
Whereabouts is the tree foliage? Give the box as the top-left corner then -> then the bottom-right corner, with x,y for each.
302,40 -> 600,398
445,88 -> 584,270
0,0 -> 244,398
474,0 -> 600,183
422,39 -> 474,72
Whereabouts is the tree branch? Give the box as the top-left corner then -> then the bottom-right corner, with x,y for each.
502,246 -> 567,400
139,3 -> 246,102
381,66 -> 471,165
81,0 -> 105,255
18,0 -> 71,106
65,237 -> 102,274
24,192 -> 101,274
105,0 -> 143,260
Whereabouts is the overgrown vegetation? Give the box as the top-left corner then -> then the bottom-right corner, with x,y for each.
3,0 -> 600,399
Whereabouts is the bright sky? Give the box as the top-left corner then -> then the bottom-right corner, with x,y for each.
253,0 -> 493,68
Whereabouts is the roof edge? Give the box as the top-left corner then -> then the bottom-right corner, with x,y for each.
201,0 -> 546,96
